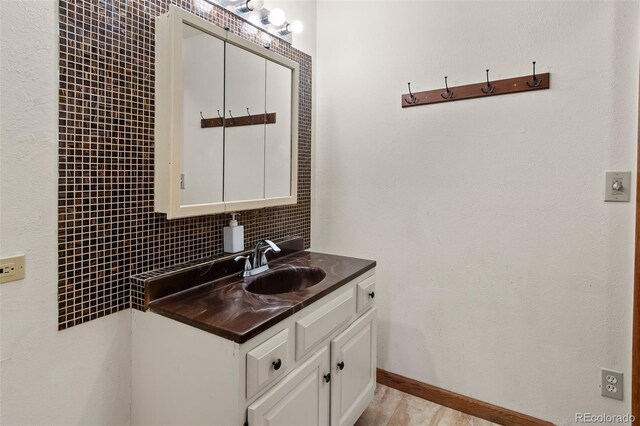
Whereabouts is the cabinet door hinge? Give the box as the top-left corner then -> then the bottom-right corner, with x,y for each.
180,173 -> 185,189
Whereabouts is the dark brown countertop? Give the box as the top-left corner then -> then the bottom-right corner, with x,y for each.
148,250 -> 376,343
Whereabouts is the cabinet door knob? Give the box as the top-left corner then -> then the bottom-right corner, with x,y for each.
323,373 -> 331,383
369,291 -> 375,299
272,359 -> 282,371
337,361 -> 345,370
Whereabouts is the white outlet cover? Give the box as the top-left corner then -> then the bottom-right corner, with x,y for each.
601,368 -> 623,400
605,171 -> 631,202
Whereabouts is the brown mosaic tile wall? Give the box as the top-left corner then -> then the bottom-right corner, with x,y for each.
58,0 -> 312,329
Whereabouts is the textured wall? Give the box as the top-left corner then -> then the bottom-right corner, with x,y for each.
313,1 -> 638,424
57,0 -> 312,328
0,1 -> 132,424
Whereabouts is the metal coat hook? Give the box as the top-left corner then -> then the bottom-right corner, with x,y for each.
246,108 -> 253,124
217,110 -> 223,120
405,82 -> 417,105
200,111 -> 205,119
228,110 -> 236,125
527,61 -> 541,87
441,76 -> 454,100
482,69 -> 495,94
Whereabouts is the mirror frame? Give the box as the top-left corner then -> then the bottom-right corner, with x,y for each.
155,5 -> 299,219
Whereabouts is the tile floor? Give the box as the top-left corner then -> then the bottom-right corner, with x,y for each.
355,384 -> 500,426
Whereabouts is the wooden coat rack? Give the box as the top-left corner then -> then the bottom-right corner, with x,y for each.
201,111 -> 276,128
401,62 -> 549,108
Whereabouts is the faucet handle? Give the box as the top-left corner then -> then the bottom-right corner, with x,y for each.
263,240 -> 281,253
260,251 -> 273,267
260,241 -> 281,267
234,255 -> 252,272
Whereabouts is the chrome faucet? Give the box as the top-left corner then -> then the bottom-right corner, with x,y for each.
235,239 -> 281,277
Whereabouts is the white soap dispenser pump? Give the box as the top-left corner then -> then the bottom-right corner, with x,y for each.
223,213 -> 244,254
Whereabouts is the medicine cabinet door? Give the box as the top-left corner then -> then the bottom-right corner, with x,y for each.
264,60 -> 293,199
223,43 -> 266,202
180,23 -> 225,207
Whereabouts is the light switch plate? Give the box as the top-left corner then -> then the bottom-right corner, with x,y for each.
605,171 -> 631,202
0,255 -> 25,284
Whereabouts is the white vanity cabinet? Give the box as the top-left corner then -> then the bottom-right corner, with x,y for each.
132,269 -> 376,426
247,346 -> 330,426
330,308 -> 376,426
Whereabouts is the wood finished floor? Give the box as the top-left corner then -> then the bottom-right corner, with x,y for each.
355,384 -> 500,426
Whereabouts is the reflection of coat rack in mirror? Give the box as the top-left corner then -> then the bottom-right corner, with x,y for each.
201,111 -> 277,128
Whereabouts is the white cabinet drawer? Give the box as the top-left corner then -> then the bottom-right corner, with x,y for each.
247,329 -> 290,399
295,288 -> 355,359
247,346 -> 330,426
356,275 -> 375,313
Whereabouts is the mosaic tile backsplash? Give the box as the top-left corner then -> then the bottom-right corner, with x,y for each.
58,0 -> 312,329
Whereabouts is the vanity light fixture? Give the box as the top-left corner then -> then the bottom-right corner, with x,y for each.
201,0 -> 302,42
236,0 -> 264,13
280,20 -> 303,35
266,8 -> 286,26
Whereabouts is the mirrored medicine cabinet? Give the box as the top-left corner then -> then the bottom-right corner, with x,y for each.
155,5 -> 299,219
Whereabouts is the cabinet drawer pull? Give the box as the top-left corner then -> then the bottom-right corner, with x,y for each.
272,359 -> 282,371
337,361 -> 345,370
369,291 -> 375,299
323,373 -> 331,383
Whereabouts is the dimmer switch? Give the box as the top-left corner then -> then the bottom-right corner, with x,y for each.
604,172 -> 631,202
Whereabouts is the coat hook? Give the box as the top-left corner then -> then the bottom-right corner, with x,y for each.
246,108 -> 253,124
217,110 -> 224,123
527,61 -> 541,87
228,110 -> 235,125
441,76 -> 453,100
481,69 -> 495,94
200,111 -> 205,119
405,82 -> 417,105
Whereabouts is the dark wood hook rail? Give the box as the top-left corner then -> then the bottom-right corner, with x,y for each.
201,112 -> 277,128
401,73 -> 550,108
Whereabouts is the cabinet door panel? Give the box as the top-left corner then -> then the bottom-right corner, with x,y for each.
330,307 -> 377,426
224,43 -> 266,202
224,124 -> 265,201
180,23 -> 224,206
264,60 -> 292,199
248,346 -> 330,426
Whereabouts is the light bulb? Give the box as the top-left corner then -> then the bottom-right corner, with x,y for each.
246,0 -> 264,11
287,20 -> 303,34
237,0 -> 263,13
268,8 -> 286,26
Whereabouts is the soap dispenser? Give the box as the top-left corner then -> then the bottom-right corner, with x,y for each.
223,213 -> 244,253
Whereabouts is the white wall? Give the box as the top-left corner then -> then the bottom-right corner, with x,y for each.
263,0 -> 318,219
263,0 -> 317,57
313,1 -> 638,425
0,1 -> 131,424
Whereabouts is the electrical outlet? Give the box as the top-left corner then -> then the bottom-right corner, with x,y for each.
0,255 -> 25,284
601,369 -> 623,400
